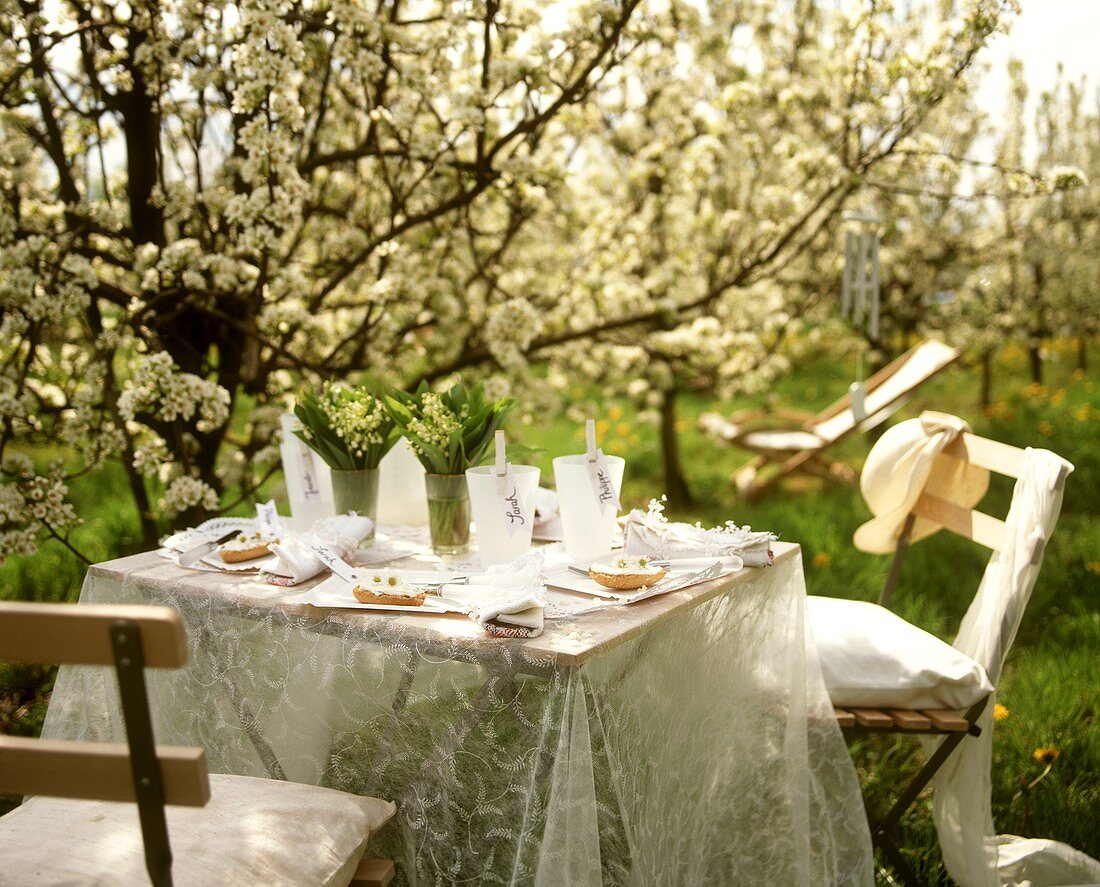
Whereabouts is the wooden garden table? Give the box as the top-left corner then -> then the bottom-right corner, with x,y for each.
43,539 -> 873,886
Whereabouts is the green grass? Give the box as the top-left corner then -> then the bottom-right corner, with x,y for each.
1,338 -> 1096,883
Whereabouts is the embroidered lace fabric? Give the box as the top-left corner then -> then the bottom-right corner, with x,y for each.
42,548 -> 872,885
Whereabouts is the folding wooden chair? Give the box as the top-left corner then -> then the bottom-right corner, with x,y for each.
0,601 -> 397,887
810,430 -> 1071,886
699,339 -> 959,497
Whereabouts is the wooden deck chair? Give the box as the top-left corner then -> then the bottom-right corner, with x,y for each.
0,601 -> 397,887
699,339 -> 959,498
807,428 -> 1072,885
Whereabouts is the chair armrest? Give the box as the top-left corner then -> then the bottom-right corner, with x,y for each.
770,407 -> 818,425
725,407 -> 770,424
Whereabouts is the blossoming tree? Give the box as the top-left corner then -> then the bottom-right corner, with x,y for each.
0,0 -> 641,554
941,60 -> 1094,397
0,0 -> 1019,557
431,0 -> 1018,503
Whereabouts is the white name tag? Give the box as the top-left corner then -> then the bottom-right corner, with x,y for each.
297,447 -> 323,503
496,465 -> 529,537
310,544 -> 358,582
256,499 -> 281,534
586,450 -> 620,514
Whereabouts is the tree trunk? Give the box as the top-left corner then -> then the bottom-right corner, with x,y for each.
980,349 -> 993,409
1028,261 -> 1045,385
659,387 -> 693,508
1028,342 -> 1043,385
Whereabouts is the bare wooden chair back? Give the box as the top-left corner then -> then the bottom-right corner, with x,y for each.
0,602 -> 210,887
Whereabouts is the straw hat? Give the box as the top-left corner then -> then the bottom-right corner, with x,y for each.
853,411 -> 990,554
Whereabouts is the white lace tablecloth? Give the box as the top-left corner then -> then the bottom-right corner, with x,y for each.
42,538 -> 872,886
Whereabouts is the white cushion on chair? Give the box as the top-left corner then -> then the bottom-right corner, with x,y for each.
807,596 -> 993,709
740,429 -> 825,451
0,773 -> 395,887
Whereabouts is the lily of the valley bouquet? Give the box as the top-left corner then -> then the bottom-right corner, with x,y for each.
294,384 -> 399,541
384,382 -> 514,554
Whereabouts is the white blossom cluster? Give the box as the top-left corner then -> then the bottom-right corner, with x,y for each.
118,352 -> 231,430
159,475 -> 221,520
483,298 -> 543,371
0,460 -> 81,565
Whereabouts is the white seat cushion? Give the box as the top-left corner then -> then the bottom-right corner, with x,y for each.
807,596 -> 994,709
0,773 -> 395,887
740,429 -> 825,451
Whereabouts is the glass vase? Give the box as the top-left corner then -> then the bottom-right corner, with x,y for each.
424,473 -> 471,556
330,468 -> 379,544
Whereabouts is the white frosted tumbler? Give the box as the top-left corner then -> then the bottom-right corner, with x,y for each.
552,454 -> 625,561
466,465 -> 541,569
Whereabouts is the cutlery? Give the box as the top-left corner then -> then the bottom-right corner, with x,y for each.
618,561 -> 727,604
178,530 -> 241,567
567,556 -> 738,577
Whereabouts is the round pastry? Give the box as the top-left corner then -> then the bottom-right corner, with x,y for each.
588,555 -> 667,590
353,572 -> 426,607
219,531 -> 278,563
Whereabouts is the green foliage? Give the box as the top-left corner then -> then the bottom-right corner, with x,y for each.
293,385 -> 399,471
384,381 -> 516,475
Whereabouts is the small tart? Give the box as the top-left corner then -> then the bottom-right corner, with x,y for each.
353,571 -> 426,607
353,589 -> 426,607
219,531 -> 279,563
588,555 -> 667,590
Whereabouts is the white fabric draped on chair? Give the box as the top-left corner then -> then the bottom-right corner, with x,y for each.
931,448 -> 1100,887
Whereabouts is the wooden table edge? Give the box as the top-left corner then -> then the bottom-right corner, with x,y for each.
84,542 -> 802,673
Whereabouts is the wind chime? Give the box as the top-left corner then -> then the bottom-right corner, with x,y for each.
840,210 -> 881,421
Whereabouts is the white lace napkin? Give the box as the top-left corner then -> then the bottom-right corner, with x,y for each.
261,515 -> 374,586
473,594 -> 545,638
462,554 -> 548,637
622,501 -> 776,567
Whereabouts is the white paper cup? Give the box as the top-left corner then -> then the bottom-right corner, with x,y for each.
466,465 -> 541,569
552,454 -> 626,561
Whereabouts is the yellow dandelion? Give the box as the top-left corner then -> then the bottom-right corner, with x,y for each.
1050,390 -> 1065,406
628,434 -> 641,445
1023,382 -> 1046,399
1072,368 -> 1085,381
1038,420 -> 1054,436
812,551 -> 832,569
596,419 -> 609,436
1032,746 -> 1059,764
1085,561 -> 1100,575
993,703 -> 1009,722
616,422 -> 631,437
606,439 -> 626,455
1075,405 -> 1090,422
674,420 -> 688,433
608,405 -> 624,421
